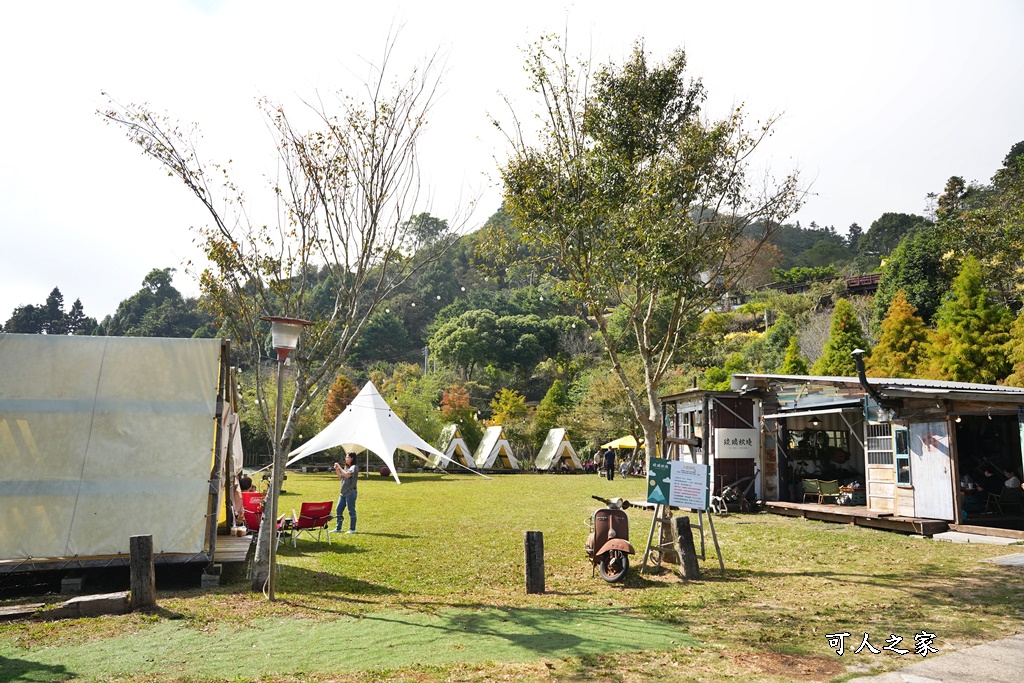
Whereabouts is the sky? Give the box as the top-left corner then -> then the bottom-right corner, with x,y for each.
2,0 -> 1023,323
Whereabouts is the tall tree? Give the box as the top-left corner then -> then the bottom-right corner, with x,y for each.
924,256 -> 1012,383
532,378 -> 569,448
101,38 -> 460,592
3,288 -> 97,335
440,383 -> 483,451
779,336 -> 809,375
498,37 -> 801,462
488,387 -> 531,459
101,268 -> 210,338
348,309 -> 413,366
810,299 -> 869,376
65,299 -> 97,335
42,288 -> 68,335
857,212 -> 932,260
1001,310 -> 1024,388
865,290 -> 928,378
322,373 -> 359,423
871,225 -> 951,329
3,304 -> 44,334
938,143 -> 1024,304
845,222 -> 863,252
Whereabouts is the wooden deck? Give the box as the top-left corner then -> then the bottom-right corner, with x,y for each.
213,533 -> 254,564
765,501 -> 949,536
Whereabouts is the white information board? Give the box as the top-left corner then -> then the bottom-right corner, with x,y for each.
715,428 -> 759,459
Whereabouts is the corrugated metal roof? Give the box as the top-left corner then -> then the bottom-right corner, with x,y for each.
731,373 -> 1024,395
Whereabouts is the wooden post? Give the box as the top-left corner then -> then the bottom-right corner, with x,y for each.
524,530 -> 545,594
671,517 -> 702,581
129,534 -> 156,609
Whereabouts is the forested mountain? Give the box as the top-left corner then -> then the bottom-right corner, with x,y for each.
4,44 -> 1019,464
4,131 -> 1020,458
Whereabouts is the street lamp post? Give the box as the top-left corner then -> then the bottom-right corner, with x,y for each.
261,315 -> 313,601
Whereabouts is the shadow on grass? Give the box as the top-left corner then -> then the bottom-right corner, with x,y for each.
274,564 -> 402,597
354,605 -> 687,657
0,654 -> 77,682
718,565 -> 1002,604
335,532 -> 418,539
277,542 -> 370,557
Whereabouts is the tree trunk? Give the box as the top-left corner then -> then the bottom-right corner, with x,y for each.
671,516 -> 702,581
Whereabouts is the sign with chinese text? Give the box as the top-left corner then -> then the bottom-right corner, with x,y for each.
715,428 -> 759,459
647,457 -> 710,510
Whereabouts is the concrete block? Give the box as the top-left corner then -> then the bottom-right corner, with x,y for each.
0,603 -> 44,622
45,592 -> 130,620
61,576 -> 86,594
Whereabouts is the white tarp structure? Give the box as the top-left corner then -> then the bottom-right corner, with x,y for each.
534,428 -> 582,471
287,381 -> 451,483
0,334 -> 228,568
433,423 -> 475,469
474,426 -> 519,470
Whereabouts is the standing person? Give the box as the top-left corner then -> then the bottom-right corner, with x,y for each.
333,452 -> 359,534
603,447 -> 615,482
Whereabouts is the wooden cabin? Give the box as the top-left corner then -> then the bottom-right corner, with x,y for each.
719,373 -> 1024,527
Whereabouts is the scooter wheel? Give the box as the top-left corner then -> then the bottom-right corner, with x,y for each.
599,550 -> 629,582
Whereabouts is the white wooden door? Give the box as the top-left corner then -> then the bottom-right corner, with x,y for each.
911,421 -> 954,520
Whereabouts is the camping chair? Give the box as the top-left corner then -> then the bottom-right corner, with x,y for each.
817,480 -> 841,505
241,492 -> 265,535
288,501 -> 335,548
985,486 -> 1024,515
801,479 -> 820,503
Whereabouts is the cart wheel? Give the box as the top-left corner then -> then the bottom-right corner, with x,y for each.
599,550 -> 629,582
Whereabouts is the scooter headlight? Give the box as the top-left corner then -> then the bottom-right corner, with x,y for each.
607,529 -> 617,538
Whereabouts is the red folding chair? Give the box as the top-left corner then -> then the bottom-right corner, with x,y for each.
288,501 -> 335,547
241,492 -> 265,535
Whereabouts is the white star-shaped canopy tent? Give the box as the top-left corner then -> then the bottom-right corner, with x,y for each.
287,381 -> 478,483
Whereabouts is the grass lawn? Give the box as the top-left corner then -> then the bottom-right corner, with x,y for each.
2,471 -> 1023,682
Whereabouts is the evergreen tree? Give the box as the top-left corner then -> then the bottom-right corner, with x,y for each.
323,374 -> 359,423
3,288 -> 97,335
865,290 -> 928,378
924,256 -> 1012,383
42,288 -> 68,335
702,353 -> 748,390
532,379 -> 569,448
102,268 -> 211,338
779,336 -> 809,375
4,304 -> 44,333
760,314 -> 798,372
810,299 -> 869,376
66,299 -> 98,335
1001,312 -> 1024,387
872,225 -> 950,329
